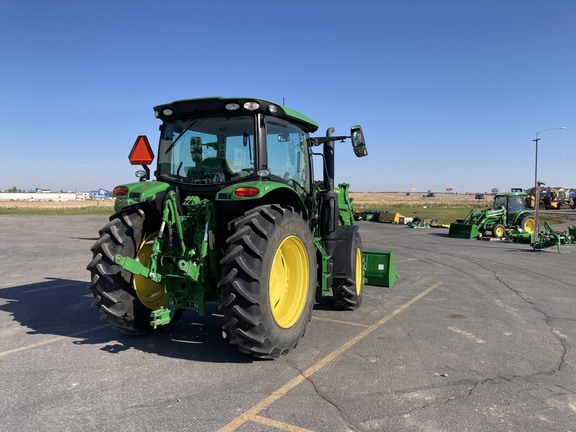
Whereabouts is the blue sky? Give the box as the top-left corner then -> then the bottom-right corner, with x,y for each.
1,0 -> 574,193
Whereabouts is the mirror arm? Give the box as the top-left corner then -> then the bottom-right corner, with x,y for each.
311,136 -> 349,146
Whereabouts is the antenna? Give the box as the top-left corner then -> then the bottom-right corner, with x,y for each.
282,97 -> 285,106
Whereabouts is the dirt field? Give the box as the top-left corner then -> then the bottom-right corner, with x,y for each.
0,200 -> 115,209
349,192 -> 488,208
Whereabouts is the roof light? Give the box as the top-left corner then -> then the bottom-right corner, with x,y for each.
162,108 -> 173,116
225,103 -> 240,111
113,186 -> 129,196
128,135 -> 155,165
257,169 -> 270,179
243,101 -> 260,111
154,109 -> 160,118
234,187 -> 259,198
268,104 -> 278,114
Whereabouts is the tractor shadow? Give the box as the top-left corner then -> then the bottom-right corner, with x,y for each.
0,278 -> 252,363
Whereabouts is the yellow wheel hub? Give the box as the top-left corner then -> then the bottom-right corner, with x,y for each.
269,235 -> 309,329
133,232 -> 165,310
523,219 -> 535,233
495,226 -> 505,237
355,247 -> 363,296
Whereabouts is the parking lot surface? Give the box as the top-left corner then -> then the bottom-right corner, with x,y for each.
1,216 -> 575,431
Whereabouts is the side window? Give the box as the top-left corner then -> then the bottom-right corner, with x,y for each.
266,122 -> 310,192
507,196 -> 524,214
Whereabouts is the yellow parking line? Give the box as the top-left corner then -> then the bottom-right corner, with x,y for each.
219,282 -> 442,432
251,415 -> 315,432
0,325 -> 109,357
312,316 -> 370,327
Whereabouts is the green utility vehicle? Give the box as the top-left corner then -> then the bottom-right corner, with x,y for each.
87,97 -> 393,358
449,189 -> 535,239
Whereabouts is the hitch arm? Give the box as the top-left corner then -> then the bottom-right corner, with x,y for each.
114,254 -> 163,283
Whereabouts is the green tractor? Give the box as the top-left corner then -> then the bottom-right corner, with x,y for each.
87,97 -> 391,358
449,190 -> 535,239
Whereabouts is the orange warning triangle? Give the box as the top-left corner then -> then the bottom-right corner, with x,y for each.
128,135 -> 155,165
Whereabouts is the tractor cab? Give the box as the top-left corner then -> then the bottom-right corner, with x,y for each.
493,192 -> 529,224
150,99 -> 319,203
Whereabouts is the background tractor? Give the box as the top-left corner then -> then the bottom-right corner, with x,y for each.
87,97 -> 393,358
449,189 -> 535,239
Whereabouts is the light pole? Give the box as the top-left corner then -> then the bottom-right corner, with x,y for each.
532,127 -> 565,241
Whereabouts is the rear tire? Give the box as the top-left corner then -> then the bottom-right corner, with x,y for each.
333,232 -> 363,310
218,205 -> 316,358
86,205 -> 161,334
518,214 -> 535,233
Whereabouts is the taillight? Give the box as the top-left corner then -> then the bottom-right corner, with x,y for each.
234,187 -> 259,198
113,186 -> 129,196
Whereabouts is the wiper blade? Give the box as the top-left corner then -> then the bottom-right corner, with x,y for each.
164,119 -> 197,154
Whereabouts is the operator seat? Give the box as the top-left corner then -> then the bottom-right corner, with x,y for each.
202,157 -> 235,181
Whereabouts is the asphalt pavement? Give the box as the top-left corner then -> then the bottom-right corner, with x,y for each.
0,216 -> 575,431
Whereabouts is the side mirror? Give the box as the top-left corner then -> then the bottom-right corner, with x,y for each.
350,125 -> 367,157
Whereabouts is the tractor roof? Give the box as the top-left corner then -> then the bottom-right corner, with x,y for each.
153,97 -> 319,133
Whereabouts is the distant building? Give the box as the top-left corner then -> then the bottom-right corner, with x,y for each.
90,189 -> 111,200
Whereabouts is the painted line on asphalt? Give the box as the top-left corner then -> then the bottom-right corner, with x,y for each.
312,316 -> 371,328
218,282 -> 442,432
0,325 -> 109,357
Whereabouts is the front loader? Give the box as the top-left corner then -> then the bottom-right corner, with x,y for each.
449,190 -> 535,239
87,97 -> 395,358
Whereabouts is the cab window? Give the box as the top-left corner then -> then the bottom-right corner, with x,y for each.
266,121 -> 311,192
157,116 -> 255,184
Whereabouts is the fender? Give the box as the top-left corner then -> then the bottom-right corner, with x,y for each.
216,180 -> 308,215
323,224 -> 360,279
112,181 -> 170,212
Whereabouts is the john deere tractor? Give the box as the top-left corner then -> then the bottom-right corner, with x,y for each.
87,97 -> 387,358
449,189 -> 535,239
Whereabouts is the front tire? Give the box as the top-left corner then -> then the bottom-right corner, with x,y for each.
492,223 -> 506,238
333,232 -> 364,310
218,204 -> 316,358
86,205 -> 162,334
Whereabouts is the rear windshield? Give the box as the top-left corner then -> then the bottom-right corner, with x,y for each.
157,116 -> 255,184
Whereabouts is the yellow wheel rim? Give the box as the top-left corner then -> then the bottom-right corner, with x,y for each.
269,235 -> 309,329
133,232 -> 165,310
355,247 -> 363,296
523,219 -> 535,233
495,226 -> 505,237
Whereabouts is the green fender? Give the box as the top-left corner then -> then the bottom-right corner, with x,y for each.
216,180 -> 308,216
112,181 -> 170,212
